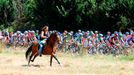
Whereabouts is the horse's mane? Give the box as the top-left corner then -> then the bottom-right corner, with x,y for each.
46,32 -> 57,48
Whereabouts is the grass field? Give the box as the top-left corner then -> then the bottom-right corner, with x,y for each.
0,47 -> 134,75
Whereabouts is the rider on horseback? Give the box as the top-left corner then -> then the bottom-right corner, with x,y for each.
38,25 -> 49,57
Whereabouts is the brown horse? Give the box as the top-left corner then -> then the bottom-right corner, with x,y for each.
25,32 -> 61,66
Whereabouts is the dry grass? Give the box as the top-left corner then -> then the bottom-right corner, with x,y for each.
0,43 -> 5,53
0,48 -> 134,75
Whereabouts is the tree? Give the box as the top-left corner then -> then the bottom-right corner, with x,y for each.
0,0 -> 16,30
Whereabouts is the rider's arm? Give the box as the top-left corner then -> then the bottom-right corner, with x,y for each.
112,38 -> 115,45
117,37 -> 121,45
40,31 -> 47,39
121,37 -> 125,45
92,38 -> 95,46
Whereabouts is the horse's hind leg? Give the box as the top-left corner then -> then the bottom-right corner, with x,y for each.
31,54 -> 38,62
28,53 -> 33,66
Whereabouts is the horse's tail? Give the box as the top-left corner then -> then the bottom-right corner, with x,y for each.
25,45 -> 33,60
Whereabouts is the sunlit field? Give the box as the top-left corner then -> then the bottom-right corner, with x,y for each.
0,46 -> 134,75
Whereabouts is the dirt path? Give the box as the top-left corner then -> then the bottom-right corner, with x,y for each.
0,51 -> 134,75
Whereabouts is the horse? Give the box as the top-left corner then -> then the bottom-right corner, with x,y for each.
25,32 -> 61,66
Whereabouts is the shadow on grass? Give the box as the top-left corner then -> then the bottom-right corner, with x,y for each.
22,64 -> 41,68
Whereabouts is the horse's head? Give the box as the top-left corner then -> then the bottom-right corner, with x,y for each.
54,32 -> 62,45
47,32 -> 62,47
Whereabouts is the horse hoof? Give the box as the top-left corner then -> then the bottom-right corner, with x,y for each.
39,55 -> 42,57
31,60 -> 33,62
59,64 -> 62,67
28,64 -> 31,67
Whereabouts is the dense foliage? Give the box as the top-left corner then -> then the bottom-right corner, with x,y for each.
0,0 -> 134,32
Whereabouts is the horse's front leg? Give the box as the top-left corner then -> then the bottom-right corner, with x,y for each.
31,54 -> 38,62
53,54 -> 61,65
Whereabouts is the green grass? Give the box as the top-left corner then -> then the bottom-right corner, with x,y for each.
0,44 -> 26,56
0,43 -> 6,53
119,55 -> 134,61
1,44 -> 134,62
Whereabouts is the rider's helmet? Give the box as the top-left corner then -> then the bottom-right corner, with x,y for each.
107,31 -> 111,35
78,30 -> 81,33
125,32 -> 129,35
100,34 -> 103,37
119,32 -> 123,36
95,31 -> 98,34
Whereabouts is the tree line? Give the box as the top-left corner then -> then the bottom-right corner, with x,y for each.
0,0 -> 134,32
